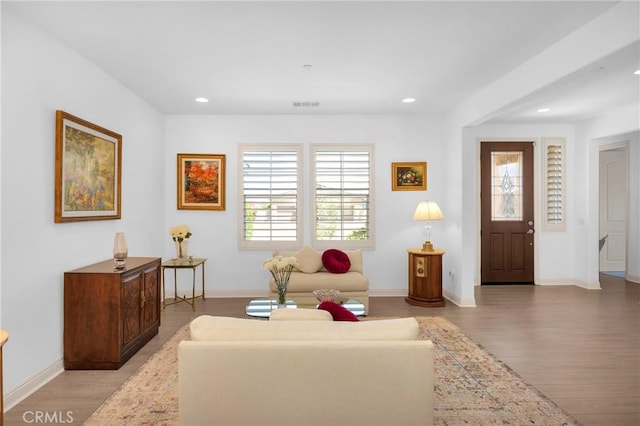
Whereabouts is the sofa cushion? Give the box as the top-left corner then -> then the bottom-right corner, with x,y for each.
322,249 -> 351,273
317,301 -> 359,321
295,246 -> 323,273
344,249 -> 363,273
275,247 -> 364,274
270,308 -> 332,321
190,315 -> 419,341
274,246 -> 323,273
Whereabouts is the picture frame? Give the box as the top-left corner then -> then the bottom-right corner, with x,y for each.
177,153 -> 226,210
55,110 -> 122,223
392,162 -> 427,191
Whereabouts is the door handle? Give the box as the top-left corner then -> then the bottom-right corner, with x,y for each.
527,229 -> 535,234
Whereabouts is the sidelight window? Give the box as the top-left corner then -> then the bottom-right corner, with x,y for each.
542,138 -> 566,231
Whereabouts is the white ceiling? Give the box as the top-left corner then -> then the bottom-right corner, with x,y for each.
5,1 -> 639,123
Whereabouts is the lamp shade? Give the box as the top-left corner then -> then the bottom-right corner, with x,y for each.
412,201 -> 443,221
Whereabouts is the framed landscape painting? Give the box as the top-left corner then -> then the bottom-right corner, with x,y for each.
392,162 -> 427,191
177,153 -> 226,210
54,111 -> 122,223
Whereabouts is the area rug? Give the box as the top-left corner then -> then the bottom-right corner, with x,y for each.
85,317 -> 580,425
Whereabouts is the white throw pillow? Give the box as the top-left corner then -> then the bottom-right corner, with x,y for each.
294,246 -> 323,273
343,249 -> 363,273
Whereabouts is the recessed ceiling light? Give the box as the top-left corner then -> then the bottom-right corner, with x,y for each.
195,97 -> 209,103
402,98 -> 416,103
537,108 -> 551,113
634,69 -> 640,75
302,64 -> 313,70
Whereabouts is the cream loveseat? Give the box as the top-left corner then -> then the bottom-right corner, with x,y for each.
269,246 -> 370,313
178,315 -> 434,426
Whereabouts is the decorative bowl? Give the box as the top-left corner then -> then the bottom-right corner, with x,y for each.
313,289 -> 340,302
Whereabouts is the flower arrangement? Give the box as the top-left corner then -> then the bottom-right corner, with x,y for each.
263,255 -> 297,305
170,225 -> 192,259
169,225 -> 192,242
188,163 -> 218,185
398,168 -> 419,185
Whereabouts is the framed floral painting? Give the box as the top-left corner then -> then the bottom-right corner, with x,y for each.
392,162 -> 427,191
54,110 -> 122,223
177,153 -> 226,210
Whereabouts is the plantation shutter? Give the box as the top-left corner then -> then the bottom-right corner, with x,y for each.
542,138 -> 566,231
240,146 -> 302,249
312,145 -> 374,249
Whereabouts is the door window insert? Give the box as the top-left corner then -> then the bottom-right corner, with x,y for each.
490,151 -> 523,221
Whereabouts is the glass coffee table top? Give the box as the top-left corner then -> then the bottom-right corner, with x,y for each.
245,298 -> 365,318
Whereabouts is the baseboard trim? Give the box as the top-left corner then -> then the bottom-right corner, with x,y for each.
166,289 -> 269,299
171,288 -> 480,304
5,358 -> 64,411
172,289 -> 411,298
538,278 -> 578,286
538,278 -> 602,290
369,289 -> 405,297
625,274 -> 640,284
443,289 -> 477,307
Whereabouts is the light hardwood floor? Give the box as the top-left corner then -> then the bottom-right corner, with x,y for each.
5,274 -> 639,425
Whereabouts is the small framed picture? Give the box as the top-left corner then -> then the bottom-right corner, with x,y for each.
392,162 -> 427,191
54,111 -> 122,223
177,153 -> 226,210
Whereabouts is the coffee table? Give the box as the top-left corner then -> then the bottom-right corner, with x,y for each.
245,298 -> 366,318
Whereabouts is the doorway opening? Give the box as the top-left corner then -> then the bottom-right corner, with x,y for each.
599,142 -> 629,277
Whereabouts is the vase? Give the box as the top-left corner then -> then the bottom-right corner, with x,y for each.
190,183 -> 216,200
276,282 -> 288,307
113,232 -> 128,269
175,239 -> 189,260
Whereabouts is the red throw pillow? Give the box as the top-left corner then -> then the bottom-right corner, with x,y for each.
322,249 -> 351,274
317,301 -> 359,322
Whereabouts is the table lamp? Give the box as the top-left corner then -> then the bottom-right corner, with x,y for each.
412,200 -> 443,252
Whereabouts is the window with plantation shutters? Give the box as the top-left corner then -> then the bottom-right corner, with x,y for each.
239,145 -> 302,249
542,138 -> 566,231
311,144 -> 375,249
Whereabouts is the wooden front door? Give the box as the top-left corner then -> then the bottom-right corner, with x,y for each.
481,142 -> 534,284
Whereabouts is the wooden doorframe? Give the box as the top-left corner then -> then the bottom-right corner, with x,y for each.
476,138 -> 539,285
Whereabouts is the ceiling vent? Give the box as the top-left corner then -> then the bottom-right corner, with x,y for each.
292,101 -> 320,108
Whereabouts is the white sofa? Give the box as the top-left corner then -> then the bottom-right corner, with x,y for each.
269,246 -> 370,313
178,315 -> 434,426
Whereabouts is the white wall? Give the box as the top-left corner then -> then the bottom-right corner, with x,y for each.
163,114 -> 445,296
622,131 -> 640,282
1,10 -> 165,401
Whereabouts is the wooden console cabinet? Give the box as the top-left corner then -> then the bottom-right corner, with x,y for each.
64,257 -> 161,369
406,249 -> 445,307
